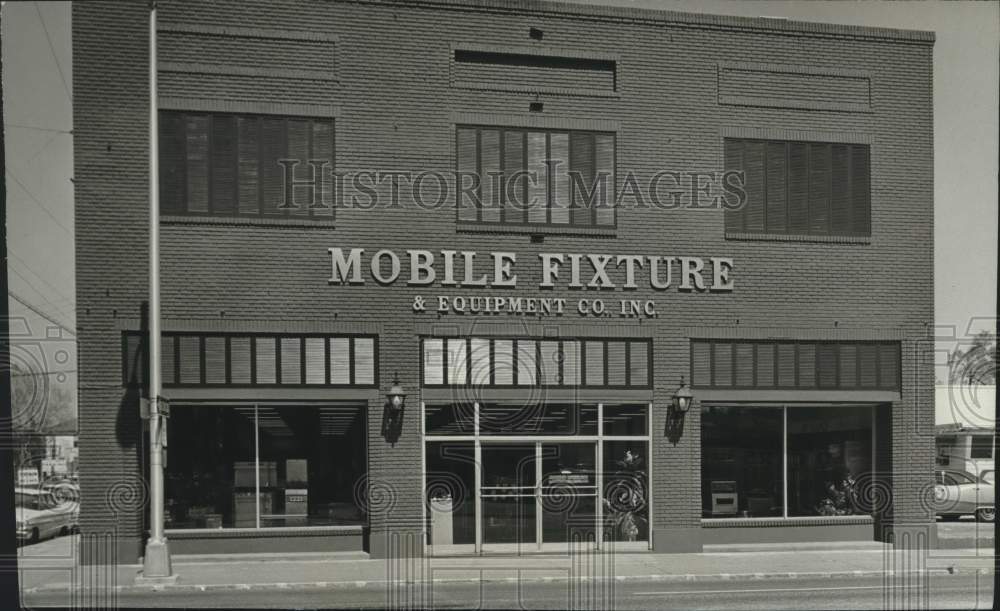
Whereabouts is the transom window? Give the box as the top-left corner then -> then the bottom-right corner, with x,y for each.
456,126 -> 615,227
422,337 -> 651,388
123,332 -> 377,388
159,111 -> 335,218
724,138 -> 871,237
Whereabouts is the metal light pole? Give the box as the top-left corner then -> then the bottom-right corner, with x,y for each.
140,1 -> 173,581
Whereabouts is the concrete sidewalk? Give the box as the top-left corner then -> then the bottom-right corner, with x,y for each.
18,540 -> 995,595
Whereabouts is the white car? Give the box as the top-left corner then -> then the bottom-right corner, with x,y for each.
16,487 -> 79,544
933,470 -> 995,522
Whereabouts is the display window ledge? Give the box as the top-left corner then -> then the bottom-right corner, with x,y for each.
701,515 -> 874,528
724,231 -> 871,244
166,524 -> 365,539
456,221 -> 617,238
162,214 -> 336,229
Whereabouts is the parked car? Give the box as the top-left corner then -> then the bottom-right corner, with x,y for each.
15,487 -> 79,544
933,470 -> 995,522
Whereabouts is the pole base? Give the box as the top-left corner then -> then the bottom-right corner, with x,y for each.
137,538 -> 176,583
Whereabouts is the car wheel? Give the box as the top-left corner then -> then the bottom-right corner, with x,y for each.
29,528 -> 39,544
975,507 -> 995,522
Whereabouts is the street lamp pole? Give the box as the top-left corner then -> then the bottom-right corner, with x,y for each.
140,0 -> 173,581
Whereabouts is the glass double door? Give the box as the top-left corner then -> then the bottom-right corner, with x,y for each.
479,441 -> 598,551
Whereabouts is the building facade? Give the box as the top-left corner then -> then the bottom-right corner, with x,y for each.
74,0 -> 936,562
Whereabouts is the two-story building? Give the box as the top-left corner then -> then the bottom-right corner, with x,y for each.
73,0 -> 936,562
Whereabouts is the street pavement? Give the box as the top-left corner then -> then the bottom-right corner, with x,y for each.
20,573 -> 995,609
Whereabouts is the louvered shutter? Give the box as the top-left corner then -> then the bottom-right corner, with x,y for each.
237,117 -> 260,215
312,120 -> 334,216
570,132 -> 595,225
734,343 -> 754,386
456,128 -> 478,221
713,342 -> 733,386
797,343 -> 816,387
255,337 -> 277,384
540,341 -> 560,385
230,337 -> 251,384
447,338 -> 468,385
743,141 -> 765,232
878,343 -> 899,389
595,134 -> 615,226
287,120 -> 311,216
329,337 -> 350,384
585,341 -> 604,386
159,112 -> 186,214
305,338 -> 325,384
777,343 -> 796,387
858,343 -> 878,387
516,340 -> 537,385
691,341 -> 711,387
808,143 -> 831,234
817,343 -> 837,387
787,142 -> 809,233
178,336 -> 201,384
838,343 -> 858,387
830,144 -> 851,234
423,339 -> 444,385
628,341 -> 648,387
481,130 -> 501,222
527,132 -> 548,223
493,339 -> 514,385
161,335 -> 176,385
469,338 -> 491,385
766,142 -> 787,233
211,115 -> 237,214
561,341 -> 580,386
353,337 -> 375,385
606,341 -> 627,386
185,115 -> 210,213
204,336 -> 227,384
755,343 -> 775,387
260,118 -> 286,215
550,133 -> 570,224
504,131 -> 525,223
724,139 -> 744,232
850,145 -> 871,235
280,337 -> 302,384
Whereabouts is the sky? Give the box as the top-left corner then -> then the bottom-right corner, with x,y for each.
2,1 -> 997,391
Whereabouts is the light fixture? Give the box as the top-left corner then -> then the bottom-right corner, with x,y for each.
671,376 -> 693,414
388,373 -> 406,414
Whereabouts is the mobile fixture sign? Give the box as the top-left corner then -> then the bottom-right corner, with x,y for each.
328,248 -> 734,318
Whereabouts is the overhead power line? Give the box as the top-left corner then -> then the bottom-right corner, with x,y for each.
7,291 -> 75,336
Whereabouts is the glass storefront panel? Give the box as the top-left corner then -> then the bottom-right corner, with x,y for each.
166,405 -> 366,529
701,406 -> 784,518
479,403 -> 598,436
481,444 -> 537,545
424,403 -> 476,436
603,440 -> 649,542
787,405 -> 871,516
541,443 -> 597,543
603,404 -> 648,436
426,441 -> 476,545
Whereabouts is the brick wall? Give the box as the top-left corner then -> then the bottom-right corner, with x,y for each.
74,0 -> 934,560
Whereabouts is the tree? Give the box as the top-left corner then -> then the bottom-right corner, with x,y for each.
947,330 -> 997,385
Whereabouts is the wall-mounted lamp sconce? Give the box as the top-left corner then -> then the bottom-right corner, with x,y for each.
670,376 -> 693,415
382,373 -> 407,442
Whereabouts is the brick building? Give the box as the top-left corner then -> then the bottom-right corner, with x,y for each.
73,0 -> 936,562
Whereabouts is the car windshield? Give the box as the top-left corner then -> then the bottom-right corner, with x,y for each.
16,492 -> 55,510
981,471 -> 995,484
938,471 -> 977,486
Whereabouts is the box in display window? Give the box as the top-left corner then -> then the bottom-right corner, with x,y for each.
233,491 -> 274,527
284,488 -> 308,526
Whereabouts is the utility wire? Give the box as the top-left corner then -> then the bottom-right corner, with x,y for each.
7,267 -> 76,326
7,291 -> 75,336
7,250 -> 75,308
3,123 -> 72,134
34,2 -> 72,104
5,170 -> 74,237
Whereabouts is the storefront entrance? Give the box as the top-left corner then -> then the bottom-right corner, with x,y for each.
424,402 -> 651,555
480,441 -> 598,552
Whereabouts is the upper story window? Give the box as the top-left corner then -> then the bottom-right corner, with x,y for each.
724,138 -> 870,237
159,111 -> 334,218
456,126 -> 615,228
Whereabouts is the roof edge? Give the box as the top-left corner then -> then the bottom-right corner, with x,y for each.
354,0 -> 936,44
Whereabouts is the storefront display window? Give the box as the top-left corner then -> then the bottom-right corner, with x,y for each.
166,404 -> 366,529
701,404 -> 876,519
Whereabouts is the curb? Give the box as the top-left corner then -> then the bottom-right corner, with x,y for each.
21,567 -> 995,595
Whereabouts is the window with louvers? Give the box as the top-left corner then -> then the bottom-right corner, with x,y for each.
691,340 -> 899,390
456,126 -> 615,227
724,138 -> 871,237
159,111 -> 334,218
123,332 -> 376,387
